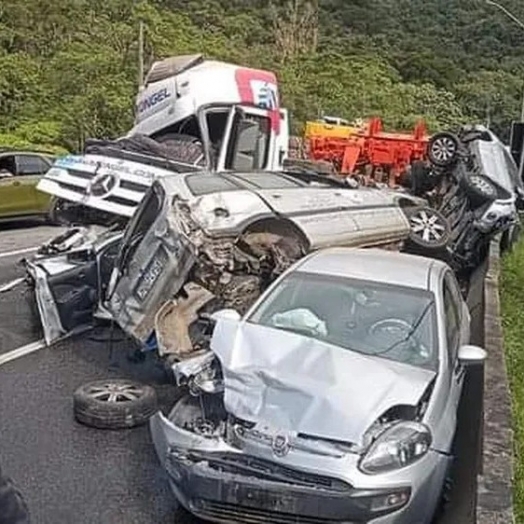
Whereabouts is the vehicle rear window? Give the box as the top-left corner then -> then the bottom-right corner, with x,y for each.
185,173 -> 239,196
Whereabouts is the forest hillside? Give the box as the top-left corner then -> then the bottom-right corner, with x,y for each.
1,0 -> 522,151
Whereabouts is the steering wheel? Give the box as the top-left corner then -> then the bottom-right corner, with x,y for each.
367,318 -> 430,364
369,318 -> 412,336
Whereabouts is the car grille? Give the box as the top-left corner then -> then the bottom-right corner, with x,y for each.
200,453 -> 351,492
198,501 -> 347,524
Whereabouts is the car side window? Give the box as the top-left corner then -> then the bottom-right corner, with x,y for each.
15,155 -> 50,176
443,273 -> 461,361
185,173 -> 239,196
0,155 -> 16,175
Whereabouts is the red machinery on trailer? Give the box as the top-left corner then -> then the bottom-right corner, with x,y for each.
303,117 -> 430,187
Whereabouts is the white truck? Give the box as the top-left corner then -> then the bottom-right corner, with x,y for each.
37,54 -> 290,221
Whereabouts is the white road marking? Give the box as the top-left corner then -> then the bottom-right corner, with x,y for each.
0,339 -> 46,367
0,246 -> 38,260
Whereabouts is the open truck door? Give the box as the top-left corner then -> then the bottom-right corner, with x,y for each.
211,105 -> 287,172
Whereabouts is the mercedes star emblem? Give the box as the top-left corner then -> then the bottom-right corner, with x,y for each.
88,172 -> 118,197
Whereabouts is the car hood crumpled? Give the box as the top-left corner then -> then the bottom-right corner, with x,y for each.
211,320 -> 436,447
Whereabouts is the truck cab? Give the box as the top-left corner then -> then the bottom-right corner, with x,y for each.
36,55 -> 290,221
130,54 -> 289,172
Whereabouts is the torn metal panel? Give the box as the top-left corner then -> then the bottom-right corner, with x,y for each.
36,226 -> 109,257
25,229 -> 123,345
25,261 -> 65,345
154,283 -> 214,357
210,320 -> 435,446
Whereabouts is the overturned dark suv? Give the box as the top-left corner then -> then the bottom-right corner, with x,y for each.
402,125 -> 523,277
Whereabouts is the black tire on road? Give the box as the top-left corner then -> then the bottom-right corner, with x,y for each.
460,173 -> 498,208
405,206 -> 451,253
428,132 -> 460,168
73,379 -> 158,430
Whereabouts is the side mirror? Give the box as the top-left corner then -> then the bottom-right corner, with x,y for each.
458,344 -> 487,365
211,308 -> 241,323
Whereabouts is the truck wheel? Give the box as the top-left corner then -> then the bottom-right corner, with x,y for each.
428,132 -> 460,168
405,206 -> 451,252
73,379 -> 158,429
460,173 -> 497,208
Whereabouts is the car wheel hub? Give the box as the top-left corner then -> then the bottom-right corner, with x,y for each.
410,210 -> 446,243
87,382 -> 144,403
431,137 -> 456,162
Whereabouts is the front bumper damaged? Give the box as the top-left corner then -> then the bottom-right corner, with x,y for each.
150,410 -> 448,524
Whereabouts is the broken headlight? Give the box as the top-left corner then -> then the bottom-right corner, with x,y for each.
359,421 -> 431,475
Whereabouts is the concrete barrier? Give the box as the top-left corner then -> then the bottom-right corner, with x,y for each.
476,240 -> 515,523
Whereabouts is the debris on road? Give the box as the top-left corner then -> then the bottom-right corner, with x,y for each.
73,379 -> 158,430
0,277 -> 25,294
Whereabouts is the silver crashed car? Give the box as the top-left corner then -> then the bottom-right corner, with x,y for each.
24,168 -> 428,346
150,248 -> 486,524
107,169 -> 425,347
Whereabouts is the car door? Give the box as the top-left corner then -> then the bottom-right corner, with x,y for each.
0,154 -> 48,217
16,154 -> 52,213
444,271 -> 467,419
0,154 -> 18,216
216,105 -> 277,172
226,171 -> 409,248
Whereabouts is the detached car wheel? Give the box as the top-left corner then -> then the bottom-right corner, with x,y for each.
73,379 -> 158,429
461,173 -> 497,207
405,206 -> 451,252
428,132 -> 460,168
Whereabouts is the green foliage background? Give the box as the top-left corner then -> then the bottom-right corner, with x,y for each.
1,0 -> 523,152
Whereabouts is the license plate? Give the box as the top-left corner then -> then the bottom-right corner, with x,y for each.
134,248 -> 168,301
223,483 -> 297,513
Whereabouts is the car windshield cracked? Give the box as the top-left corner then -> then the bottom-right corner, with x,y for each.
247,271 -> 438,371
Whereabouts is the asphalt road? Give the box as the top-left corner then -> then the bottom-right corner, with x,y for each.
0,221 -> 199,524
0,221 -> 485,524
